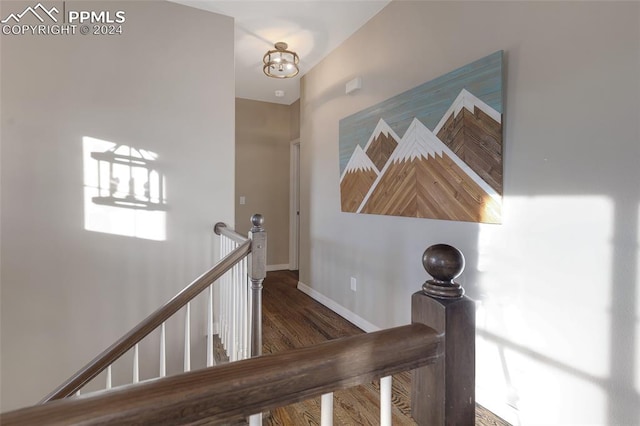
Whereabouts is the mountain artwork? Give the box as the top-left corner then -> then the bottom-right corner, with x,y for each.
339,51 -> 504,224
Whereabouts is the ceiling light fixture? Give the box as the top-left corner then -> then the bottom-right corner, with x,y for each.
263,42 -> 299,79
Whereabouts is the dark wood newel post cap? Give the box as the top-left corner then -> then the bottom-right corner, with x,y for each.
413,244 -> 475,425
421,244 -> 465,298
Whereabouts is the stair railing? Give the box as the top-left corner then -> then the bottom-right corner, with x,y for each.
38,214 -> 267,403
215,214 -> 266,362
4,244 -> 474,426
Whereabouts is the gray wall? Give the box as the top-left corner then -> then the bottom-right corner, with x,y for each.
300,1 -> 640,424
0,1 -> 235,411
235,98 -> 299,268
290,99 -> 300,141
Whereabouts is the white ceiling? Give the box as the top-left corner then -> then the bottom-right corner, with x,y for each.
170,1 -> 391,105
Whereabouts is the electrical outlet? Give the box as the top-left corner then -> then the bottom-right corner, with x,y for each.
239,196 -> 246,205
350,277 -> 357,292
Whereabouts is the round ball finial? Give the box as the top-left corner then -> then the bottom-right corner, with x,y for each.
251,214 -> 264,231
422,244 -> 465,299
422,244 -> 465,282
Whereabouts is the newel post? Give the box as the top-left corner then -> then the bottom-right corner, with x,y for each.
411,244 -> 475,425
248,214 -> 267,357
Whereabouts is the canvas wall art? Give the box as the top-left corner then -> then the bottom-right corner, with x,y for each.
339,51 -> 503,224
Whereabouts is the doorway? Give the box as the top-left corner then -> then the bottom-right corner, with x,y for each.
289,140 -> 300,270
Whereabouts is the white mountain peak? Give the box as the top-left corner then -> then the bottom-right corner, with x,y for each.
340,145 -> 379,182
389,118 -> 443,163
365,118 -> 499,205
362,118 -> 401,152
433,89 -> 501,135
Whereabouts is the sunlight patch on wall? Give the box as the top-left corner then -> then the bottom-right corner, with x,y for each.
83,136 -> 166,241
475,195 -> 614,425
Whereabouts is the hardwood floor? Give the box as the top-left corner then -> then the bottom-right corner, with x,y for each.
259,270 -> 510,426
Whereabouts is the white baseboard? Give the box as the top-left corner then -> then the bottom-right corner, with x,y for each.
296,281 -> 380,333
296,282 -> 516,424
267,264 -> 290,272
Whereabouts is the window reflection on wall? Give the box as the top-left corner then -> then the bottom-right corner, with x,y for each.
83,136 -> 167,241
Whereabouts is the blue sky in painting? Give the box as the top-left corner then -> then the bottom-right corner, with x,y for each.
339,51 -> 503,175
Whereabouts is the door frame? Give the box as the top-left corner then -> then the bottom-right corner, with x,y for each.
289,139 -> 300,270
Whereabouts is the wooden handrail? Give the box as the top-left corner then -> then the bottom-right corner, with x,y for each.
214,222 -> 248,244
23,242 -> 472,426
3,323 -> 441,426
40,238 -> 252,403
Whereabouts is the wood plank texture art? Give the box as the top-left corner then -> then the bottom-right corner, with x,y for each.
340,169 -> 378,213
366,133 -> 398,171
361,154 -> 501,223
436,105 -> 502,194
339,51 -> 504,224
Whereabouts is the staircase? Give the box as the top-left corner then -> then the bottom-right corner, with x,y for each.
1,219 -> 476,426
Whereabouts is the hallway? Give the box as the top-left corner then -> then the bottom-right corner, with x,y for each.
260,270 -> 509,425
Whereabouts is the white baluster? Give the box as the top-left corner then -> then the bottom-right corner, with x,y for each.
246,260 -> 253,357
160,322 -> 166,377
234,260 -> 241,360
184,302 -> 191,372
106,365 -> 112,389
218,235 -> 224,350
245,258 -> 250,359
238,258 -> 245,360
230,260 -> 237,361
241,257 -> 248,359
213,269 -> 220,337
217,234 -> 250,362
380,375 -> 392,426
221,237 -> 229,350
221,236 -> 228,351
239,258 -> 244,359
234,260 -> 239,361
232,238 -> 237,358
220,236 -> 225,348
75,390 -> 81,397
207,284 -> 214,367
248,413 -> 262,426
321,392 -> 334,426
133,344 -> 139,383
228,244 -> 235,360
